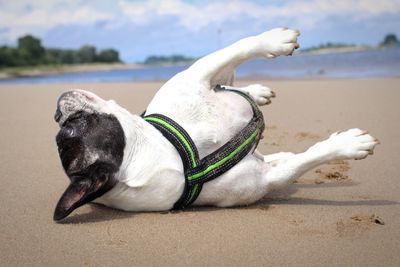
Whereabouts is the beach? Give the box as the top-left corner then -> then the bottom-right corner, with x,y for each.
0,78 -> 399,266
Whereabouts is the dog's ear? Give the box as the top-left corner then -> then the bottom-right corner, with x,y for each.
53,163 -> 117,222
53,177 -> 94,221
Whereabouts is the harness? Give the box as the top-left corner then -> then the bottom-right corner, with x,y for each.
143,85 -> 265,209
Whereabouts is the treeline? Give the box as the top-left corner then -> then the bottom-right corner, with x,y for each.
0,35 -> 121,68
303,34 -> 399,52
143,54 -> 194,65
380,34 -> 399,47
301,42 -> 356,52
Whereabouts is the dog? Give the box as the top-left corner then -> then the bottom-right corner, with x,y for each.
53,28 -> 379,221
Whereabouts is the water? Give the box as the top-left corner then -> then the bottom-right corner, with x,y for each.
1,47 -> 399,84
239,47 -> 400,79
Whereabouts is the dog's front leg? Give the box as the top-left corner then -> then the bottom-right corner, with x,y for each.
186,28 -> 300,86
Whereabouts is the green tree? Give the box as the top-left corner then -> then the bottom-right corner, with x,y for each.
381,34 -> 399,47
0,34 -> 123,67
97,49 -> 120,63
44,48 -> 62,64
17,35 -> 45,65
0,46 -> 19,67
59,50 -> 79,64
77,45 -> 96,63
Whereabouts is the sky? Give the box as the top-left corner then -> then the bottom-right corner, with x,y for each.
1,0 -> 400,62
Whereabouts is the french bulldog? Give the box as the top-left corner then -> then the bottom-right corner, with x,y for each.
54,28 -> 378,221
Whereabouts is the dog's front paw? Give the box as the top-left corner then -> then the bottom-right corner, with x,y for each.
256,28 -> 300,58
323,128 -> 380,160
243,84 -> 275,105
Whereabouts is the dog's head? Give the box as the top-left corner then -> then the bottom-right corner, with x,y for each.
54,90 -> 125,221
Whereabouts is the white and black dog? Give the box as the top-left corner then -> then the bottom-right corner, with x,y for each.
54,28 -> 379,221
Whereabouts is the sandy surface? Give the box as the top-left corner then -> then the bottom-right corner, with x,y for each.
0,79 -> 399,266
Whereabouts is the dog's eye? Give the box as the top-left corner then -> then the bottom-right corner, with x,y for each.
62,126 -> 75,137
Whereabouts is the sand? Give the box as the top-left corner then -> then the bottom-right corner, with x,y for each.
0,78 -> 399,266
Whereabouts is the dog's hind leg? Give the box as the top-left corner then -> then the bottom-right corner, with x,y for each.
263,128 -> 379,191
253,150 -> 294,164
197,129 -> 378,207
259,151 -> 295,163
184,28 -> 300,87
148,28 -> 298,114
221,84 -> 276,106
212,69 -> 235,87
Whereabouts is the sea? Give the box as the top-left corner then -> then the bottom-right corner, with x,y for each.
1,47 -> 399,84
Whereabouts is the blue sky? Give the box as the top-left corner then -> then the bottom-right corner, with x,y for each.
1,0 -> 400,62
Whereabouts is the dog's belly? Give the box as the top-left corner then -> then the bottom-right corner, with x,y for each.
148,89 -> 254,158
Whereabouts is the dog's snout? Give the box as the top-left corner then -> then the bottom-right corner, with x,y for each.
58,90 -> 88,105
59,89 -> 99,102
56,89 -> 100,126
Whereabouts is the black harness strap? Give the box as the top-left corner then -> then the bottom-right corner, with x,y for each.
143,85 -> 265,209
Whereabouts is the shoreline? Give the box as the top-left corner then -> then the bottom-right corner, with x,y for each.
0,62 -> 143,80
299,45 -> 372,55
1,75 -> 399,85
2,46 -> 398,81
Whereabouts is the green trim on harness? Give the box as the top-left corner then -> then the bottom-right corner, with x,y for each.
144,116 -> 199,168
143,85 -> 265,209
188,128 -> 260,180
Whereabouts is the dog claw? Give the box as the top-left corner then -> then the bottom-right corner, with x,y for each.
271,91 -> 276,98
357,130 -> 369,136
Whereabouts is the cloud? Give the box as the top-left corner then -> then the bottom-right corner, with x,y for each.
118,0 -> 267,30
117,0 -> 400,31
2,0 -> 400,42
1,0 -> 399,61
0,1 -> 113,41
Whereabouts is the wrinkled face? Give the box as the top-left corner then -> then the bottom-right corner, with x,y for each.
54,90 -> 125,221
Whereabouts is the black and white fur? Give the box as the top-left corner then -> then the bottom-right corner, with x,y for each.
54,28 -> 379,221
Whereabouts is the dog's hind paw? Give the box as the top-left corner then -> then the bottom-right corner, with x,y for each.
242,84 -> 275,105
256,27 -> 300,58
